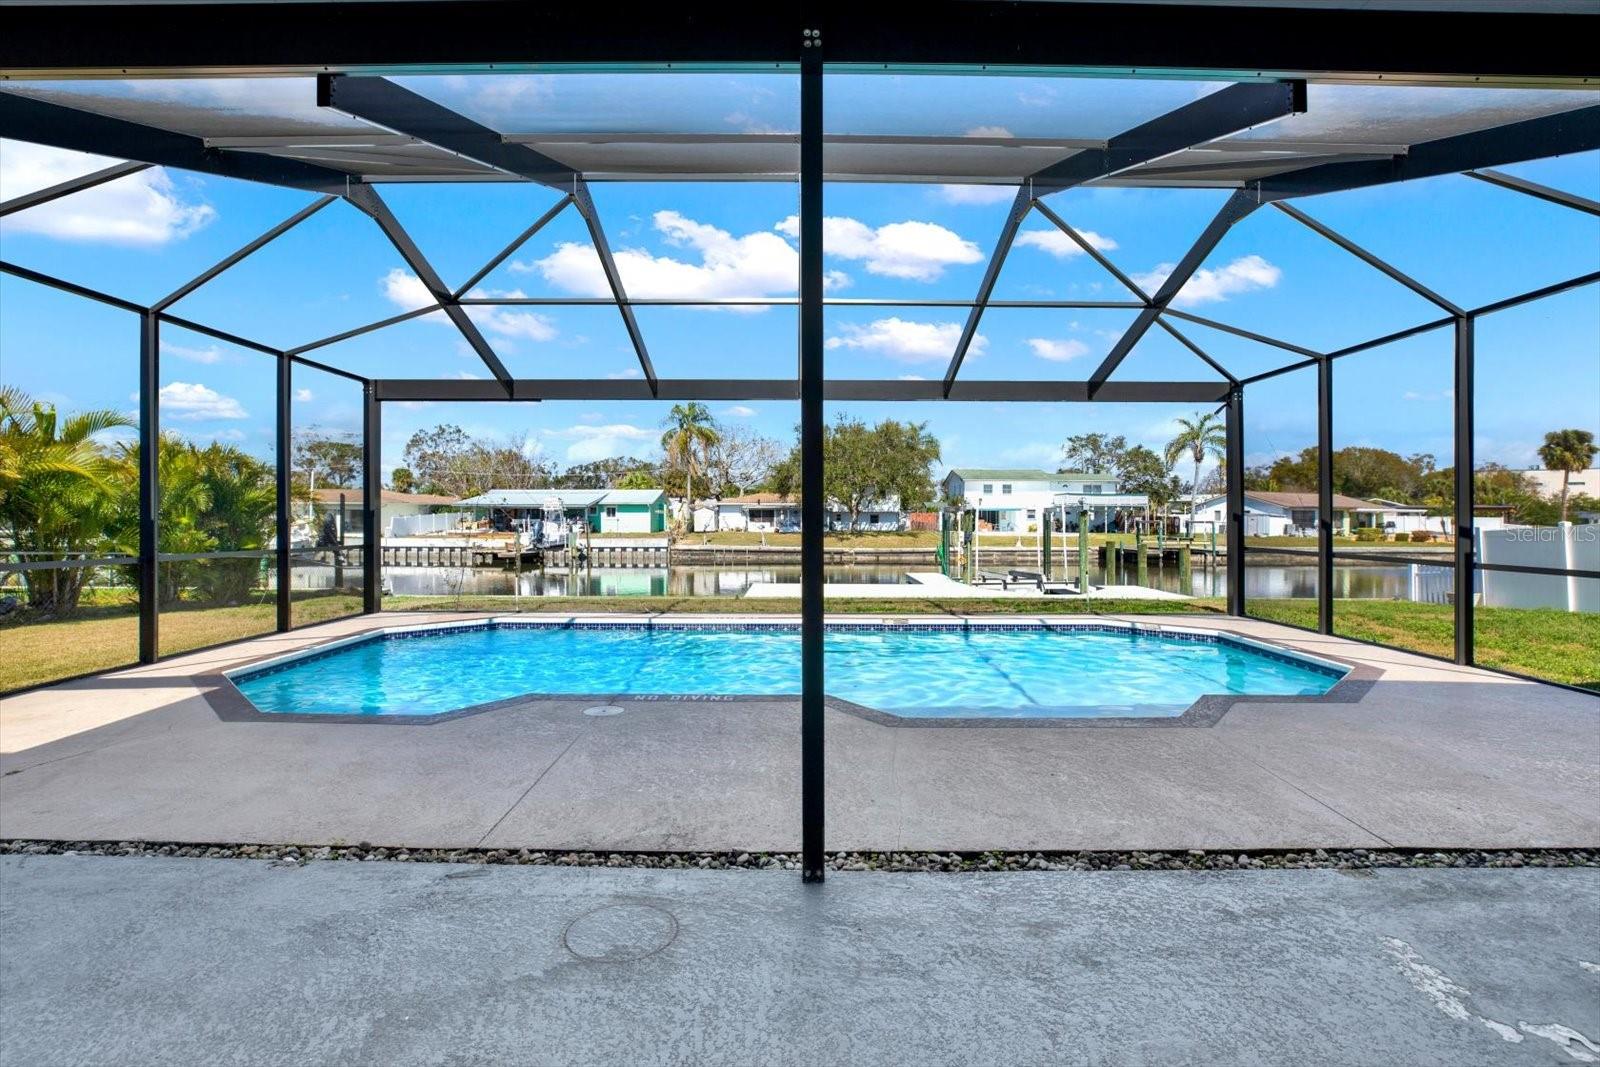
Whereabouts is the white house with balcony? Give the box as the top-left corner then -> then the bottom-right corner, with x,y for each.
939,468 -> 1147,533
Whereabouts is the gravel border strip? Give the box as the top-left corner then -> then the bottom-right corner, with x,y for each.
3,840 -> 1594,873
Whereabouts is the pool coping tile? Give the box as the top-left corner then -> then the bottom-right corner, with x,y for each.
194,617 -> 1380,729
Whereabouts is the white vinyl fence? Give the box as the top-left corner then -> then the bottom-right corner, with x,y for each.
1475,522 -> 1599,611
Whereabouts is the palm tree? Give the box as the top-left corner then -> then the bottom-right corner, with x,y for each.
0,386 -> 133,612
660,402 -> 720,533
1164,412 -> 1227,533
1538,428 -> 1598,523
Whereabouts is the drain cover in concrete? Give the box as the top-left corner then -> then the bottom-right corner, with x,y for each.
583,705 -> 625,717
562,903 -> 678,962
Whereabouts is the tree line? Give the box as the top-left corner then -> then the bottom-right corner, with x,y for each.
1243,429 -> 1597,525
393,404 -> 944,532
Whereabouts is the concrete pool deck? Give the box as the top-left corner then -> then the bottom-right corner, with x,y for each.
4,857 -> 1598,1066
0,611 -> 1596,853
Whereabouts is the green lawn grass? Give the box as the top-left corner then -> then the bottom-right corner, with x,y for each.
0,591 -> 363,693
1240,597 -> 1599,690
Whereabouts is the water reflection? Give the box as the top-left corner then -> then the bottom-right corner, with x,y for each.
288,560 -> 1449,600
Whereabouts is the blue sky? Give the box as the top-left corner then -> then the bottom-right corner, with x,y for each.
2,74 -> 1596,488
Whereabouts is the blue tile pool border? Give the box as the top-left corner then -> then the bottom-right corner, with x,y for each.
197,616 -> 1378,729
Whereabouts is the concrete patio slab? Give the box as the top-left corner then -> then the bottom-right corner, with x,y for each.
3,856 -> 1598,1066
2,611 -> 1596,853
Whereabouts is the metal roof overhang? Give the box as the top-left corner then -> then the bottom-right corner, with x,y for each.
0,0 -> 1595,401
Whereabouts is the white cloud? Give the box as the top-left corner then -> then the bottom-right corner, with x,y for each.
776,215 -> 982,282
381,267 -> 436,311
965,125 -> 1014,139
1026,337 -> 1090,362
0,141 -> 216,245
162,341 -> 226,365
1132,253 -> 1281,306
825,317 -> 981,364
1014,227 -> 1118,258
518,210 -> 799,303
722,405 -> 757,418
934,184 -> 1019,206
542,422 -> 655,463
294,388 -> 314,402
463,293 -> 558,343
145,382 -> 247,421
607,368 -> 643,380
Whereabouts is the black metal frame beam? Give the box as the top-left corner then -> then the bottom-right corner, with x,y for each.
344,183 -> 513,391
1453,315 -> 1474,666
7,3 -> 1591,81
1252,104 -> 1600,202
1467,169 -> 1600,218
362,381 -> 382,614
942,82 -> 1302,393
1224,386 -> 1245,617
1038,81 -> 1306,195
317,74 -> 573,189
276,354 -> 292,633
1317,355 -> 1334,635
0,90 -> 353,194
137,310 -> 160,663
1164,308 -> 1324,359
371,378 -> 1230,404
799,43 -> 825,884
0,160 -> 148,218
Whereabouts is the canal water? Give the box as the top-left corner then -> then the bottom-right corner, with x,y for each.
290,557 -> 1450,600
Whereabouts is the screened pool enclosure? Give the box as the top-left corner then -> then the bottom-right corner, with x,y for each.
2,3 -> 1597,879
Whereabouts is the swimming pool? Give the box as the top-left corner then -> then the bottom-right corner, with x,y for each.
228,621 -> 1348,720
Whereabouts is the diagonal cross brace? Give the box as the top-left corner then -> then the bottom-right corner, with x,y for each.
345,183 -> 513,392
0,160 -> 149,218
1087,190 -> 1261,394
320,75 -> 656,393
942,81 -> 1303,394
571,178 -> 658,393
941,186 -> 1034,394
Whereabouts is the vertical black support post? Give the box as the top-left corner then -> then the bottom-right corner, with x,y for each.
1453,315 -> 1474,665
276,355 -> 292,632
798,41 -> 826,883
1317,356 -> 1334,634
362,381 -> 381,615
1225,386 -> 1246,617
137,310 -> 160,663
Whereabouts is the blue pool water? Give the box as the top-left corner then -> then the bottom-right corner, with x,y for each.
231,623 -> 1345,719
